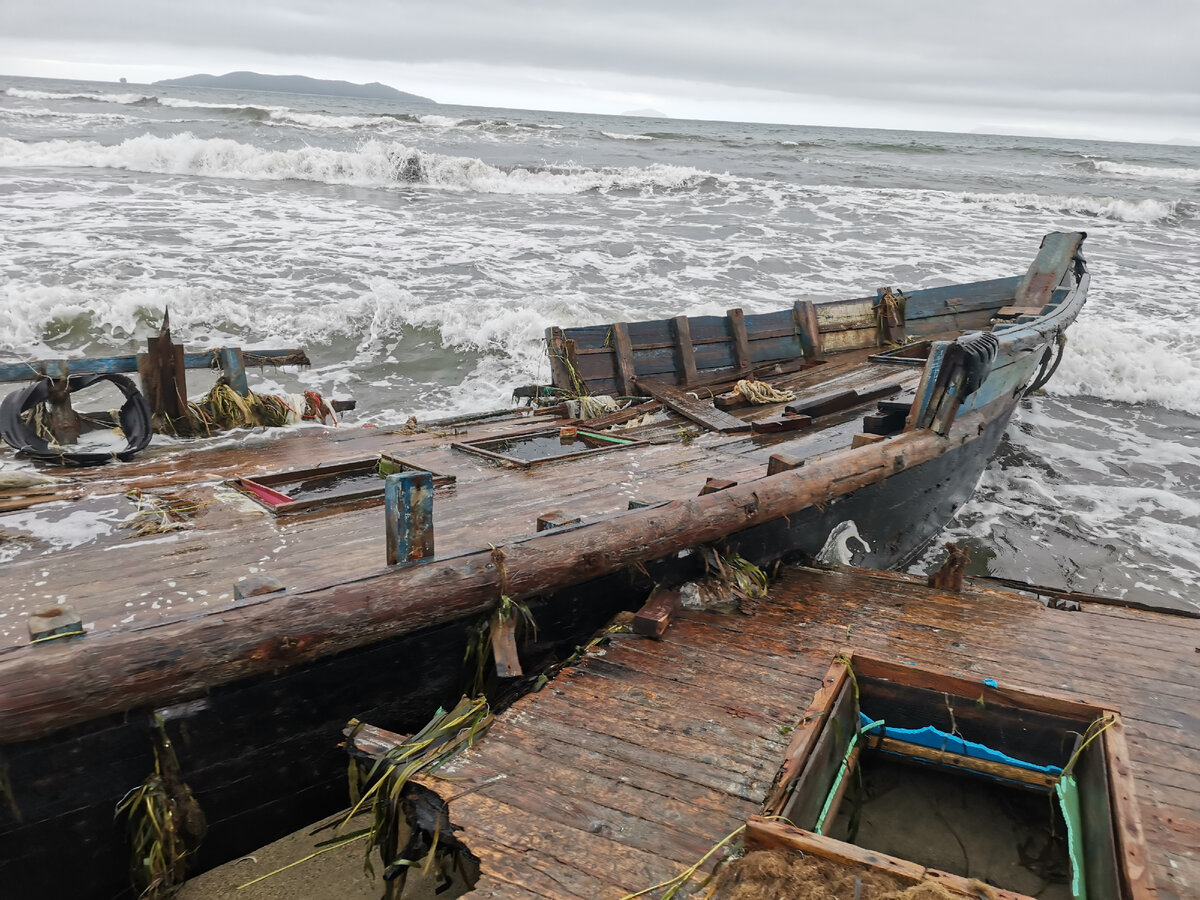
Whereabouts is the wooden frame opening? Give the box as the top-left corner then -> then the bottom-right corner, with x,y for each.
758,653 -> 1153,900
451,428 -> 642,468
230,453 -> 454,516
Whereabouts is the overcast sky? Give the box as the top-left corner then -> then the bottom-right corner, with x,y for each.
3,1 -> 1198,143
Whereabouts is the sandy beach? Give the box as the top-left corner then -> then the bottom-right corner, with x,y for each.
178,809 -> 462,900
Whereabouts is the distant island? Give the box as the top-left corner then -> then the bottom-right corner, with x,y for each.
622,108 -> 668,119
154,71 -> 435,104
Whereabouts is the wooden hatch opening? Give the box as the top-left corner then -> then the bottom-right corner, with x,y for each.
230,452 -> 454,515
451,427 -> 642,468
757,654 -> 1153,900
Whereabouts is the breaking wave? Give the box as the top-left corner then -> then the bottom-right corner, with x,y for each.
961,190 -> 1178,223
4,87 -> 152,105
0,133 -> 720,194
601,131 -> 653,141
1049,318 -> 1200,415
1078,159 -> 1200,183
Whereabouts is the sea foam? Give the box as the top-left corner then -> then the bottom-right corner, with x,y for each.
1049,318 -> 1200,415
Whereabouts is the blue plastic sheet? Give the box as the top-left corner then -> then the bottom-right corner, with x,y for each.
859,711 -> 1063,776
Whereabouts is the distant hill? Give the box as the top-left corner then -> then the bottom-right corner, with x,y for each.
622,108 -> 668,119
154,72 -> 435,103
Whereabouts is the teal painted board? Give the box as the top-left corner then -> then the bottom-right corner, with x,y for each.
384,471 -> 435,566
0,349 -> 305,384
904,276 -> 1020,321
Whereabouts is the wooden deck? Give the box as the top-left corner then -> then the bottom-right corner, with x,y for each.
0,346 -> 921,649
406,565 -> 1198,900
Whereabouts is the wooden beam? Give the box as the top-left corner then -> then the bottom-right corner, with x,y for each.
921,869 -> 1036,900
745,817 -> 926,884
786,382 -> 903,419
793,300 -> 822,360
632,587 -> 682,638
726,308 -> 752,371
849,654 -> 1101,721
672,316 -> 699,386
699,477 -> 737,495
766,452 -> 805,475
871,736 -> 1058,790
343,720 -> 409,761
544,327 -> 573,392
636,378 -> 751,433
751,415 -> 813,434
610,322 -> 637,398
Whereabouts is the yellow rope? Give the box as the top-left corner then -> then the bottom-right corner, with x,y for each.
734,379 -> 795,405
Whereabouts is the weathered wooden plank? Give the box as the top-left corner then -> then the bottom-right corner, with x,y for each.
635,378 -> 751,433
903,276 -> 1020,321
814,296 -> 875,333
0,348 -> 306,384
780,674 -> 858,829
764,659 -> 849,816
447,791 -> 703,893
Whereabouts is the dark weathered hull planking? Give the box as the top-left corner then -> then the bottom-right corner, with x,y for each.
0,233 -> 1089,898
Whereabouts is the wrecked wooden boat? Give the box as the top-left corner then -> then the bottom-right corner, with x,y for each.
0,231 -> 1089,898
339,562 -> 1189,900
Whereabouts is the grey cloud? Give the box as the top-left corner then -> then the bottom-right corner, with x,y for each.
6,1 -> 1199,136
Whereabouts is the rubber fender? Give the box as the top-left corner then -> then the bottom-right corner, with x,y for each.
954,331 -> 999,397
0,373 -> 153,466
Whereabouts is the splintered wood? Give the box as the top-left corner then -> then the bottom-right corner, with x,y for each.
405,566 -> 1197,899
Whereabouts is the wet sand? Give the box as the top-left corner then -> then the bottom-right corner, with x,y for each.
177,810 -> 461,900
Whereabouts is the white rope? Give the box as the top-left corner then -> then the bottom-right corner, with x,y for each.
578,394 -> 620,419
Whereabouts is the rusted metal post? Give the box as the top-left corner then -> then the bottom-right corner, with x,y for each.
385,471 -> 434,566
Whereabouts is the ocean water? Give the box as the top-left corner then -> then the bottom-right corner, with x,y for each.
1,75 -> 1197,612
